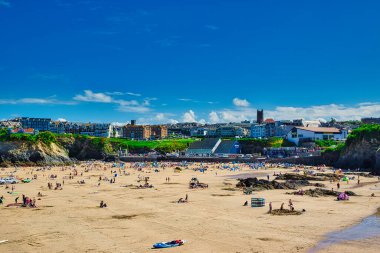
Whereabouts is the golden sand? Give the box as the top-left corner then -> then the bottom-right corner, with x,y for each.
0,162 -> 379,253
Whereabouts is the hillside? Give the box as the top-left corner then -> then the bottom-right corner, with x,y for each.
0,129 -> 195,166
334,124 -> 380,174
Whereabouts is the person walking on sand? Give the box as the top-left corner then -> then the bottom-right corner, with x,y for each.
337,182 -> 340,190
269,202 -> 272,213
185,194 -> 188,202
267,175 -> 270,181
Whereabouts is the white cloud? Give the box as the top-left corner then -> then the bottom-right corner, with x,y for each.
154,113 -> 178,124
233,98 -> 250,107
56,118 -> 67,122
198,119 -> 206,124
178,98 -> 193,102
142,97 -> 157,106
72,90 -> 150,114
105,91 -> 124,96
117,105 -> 150,113
127,92 -> 141,97
266,103 -> 380,121
74,90 -> 112,103
0,98 -> 76,105
206,102 -> 380,123
182,110 -> 197,122
209,111 -> 220,124
111,122 -> 128,126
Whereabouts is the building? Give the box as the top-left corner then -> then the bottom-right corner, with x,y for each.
17,117 -> 51,131
0,120 -> 21,129
185,138 -> 221,156
123,121 -> 167,140
9,128 -> 37,135
214,140 -> 241,156
287,127 -> 348,145
362,117 -> 380,124
190,127 -> 208,137
264,121 -> 276,137
49,121 -> 66,134
123,125 -> 151,140
150,125 -> 168,139
216,126 -> 249,137
251,124 -> 266,138
111,126 -> 124,138
257,110 -> 264,124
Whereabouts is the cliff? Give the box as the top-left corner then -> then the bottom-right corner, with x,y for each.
0,135 -> 116,166
0,141 -> 72,166
335,125 -> 380,174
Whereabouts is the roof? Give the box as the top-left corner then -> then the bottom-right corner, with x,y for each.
188,138 -> 220,150
295,127 -> 341,133
214,140 -> 237,154
264,118 -> 275,123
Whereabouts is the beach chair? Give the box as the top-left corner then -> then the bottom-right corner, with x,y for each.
251,198 -> 265,207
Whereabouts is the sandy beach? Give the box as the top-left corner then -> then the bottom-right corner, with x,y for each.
0,162 -> 379,253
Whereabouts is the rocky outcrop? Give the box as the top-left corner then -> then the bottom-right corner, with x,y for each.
61,137 -> 110,160
376,148 -> 380,175
336,138 -> 380,174
0,141 -> 72,166
0,136 -> 116,166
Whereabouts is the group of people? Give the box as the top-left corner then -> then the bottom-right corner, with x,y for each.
20,194 -> 37,208
266,199 -> 295,213
48,182 -> 63,190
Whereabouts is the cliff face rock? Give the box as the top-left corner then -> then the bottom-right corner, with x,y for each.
63,138 -> 109,160
376,148 -> 380,175
0,136 -> 115,166
336,138 -> 380,174
0,141 -> 72,166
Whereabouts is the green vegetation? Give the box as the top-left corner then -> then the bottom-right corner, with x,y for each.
315,139 -> 339,147
346,124 -> 380,146
0,128 -> 196,154
323,142 -> 345,153
323,124 -> 380,154
238,137 -> 295,148
109,138 -> 196,153
0,128 -> 57,145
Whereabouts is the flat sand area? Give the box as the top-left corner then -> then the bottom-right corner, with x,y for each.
0,162 -> 379,253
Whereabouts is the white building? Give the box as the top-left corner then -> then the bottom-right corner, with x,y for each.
190,127 -> 208,137
287,127 -> 348,145
251,124 -> 266,138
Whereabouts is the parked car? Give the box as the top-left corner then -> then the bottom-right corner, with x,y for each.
0,178 -> 6,185
4,177 -> 18,184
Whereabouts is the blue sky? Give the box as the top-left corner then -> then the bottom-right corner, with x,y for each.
0,0 -> 379,123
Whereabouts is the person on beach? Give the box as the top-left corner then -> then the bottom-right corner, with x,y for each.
337,182 -> 340,190
280,202 -> 284,210
15,197 -> 19,204
269,202 -> 272,213
288,199 -> 294,211
267,175 -> 270,181
185,194 -> 188,202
